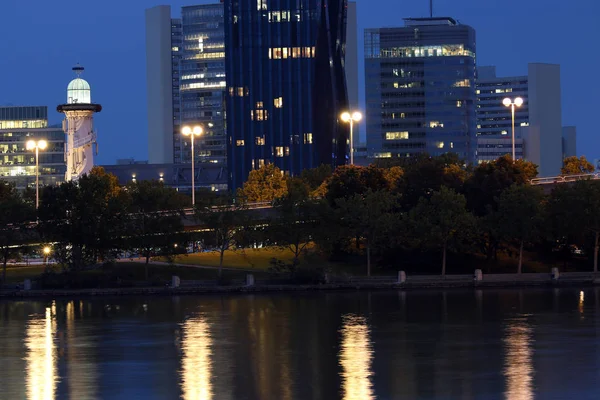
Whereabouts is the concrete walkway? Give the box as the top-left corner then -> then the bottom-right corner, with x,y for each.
117,257 -> 260,273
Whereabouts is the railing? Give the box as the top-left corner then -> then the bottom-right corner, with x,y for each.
531,173 -> 600,185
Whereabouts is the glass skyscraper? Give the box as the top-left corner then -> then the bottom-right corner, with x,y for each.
224,0 -> 349,189
364,18 -> 477,163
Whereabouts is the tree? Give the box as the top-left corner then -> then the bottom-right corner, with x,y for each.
195,196 -> 248,278
0,182 -> 35,284
562,156 -> 595,175
335,189 -> 399,276
237,164 -> 287,202
125,180 -> 187,280
409,187 -> 475,276
495,184 -> 545,273
325,165 -> 389,205
548,180 -> 600,272
38,167 -> 127,271
270,178 -> 320,271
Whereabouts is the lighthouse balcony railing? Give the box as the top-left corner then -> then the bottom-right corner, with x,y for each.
73,131 -> 97,148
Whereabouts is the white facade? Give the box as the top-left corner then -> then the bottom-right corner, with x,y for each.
476,63 -> 572,177
145,5 -> 175,165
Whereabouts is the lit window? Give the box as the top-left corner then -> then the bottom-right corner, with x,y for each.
274,97 -> 283,108
436,142 -> 444,149
476,90 -> 481,94
257,0 -> 267,10
236,140 -> 245,146
394,82 -> 399,89
374,152 -> 392,158
450,142 -> 454,149
250,110 -> 254,120
453,79 -> 470,88
304,133 -> 313,144
282,48 -> 288,59
400,113 -> 406,119
456,100 -> 462,107
501,130 -> 508,135
258,159 -> 265,168
506,88 -> 513,93
256,136 -> 265,145
291,47 -> 301,58
495,89 -> 505,94
271,48 -> 282,59
520,122 -> 529,127
256,102 -> 263,109
392,68 -> 399,76
229,87 -> 234,96
312,47 -> 315,57
385,131 -> 409,140
237,87 -> 244,96
285,146 -> 290,156
275,146 -> 284,157
429,121 -> 444,128
171,46 -> 179,52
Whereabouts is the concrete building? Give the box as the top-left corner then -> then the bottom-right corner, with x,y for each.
224,0 -> 350,189
476,64 -> 574,177
0,106 -> 65,189
146,4 -> 226,166
364,17 -> 477,163
346,2 -> 360,152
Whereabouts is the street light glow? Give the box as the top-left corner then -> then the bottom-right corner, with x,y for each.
38,140 -> 48,150
341,112 -> 351,122
514,97 -> 524,107
193,126 -> 203,136
182,126 -> 192,136
351,111 -> 363,122
43,246 -> 51,255
26,140 -> 36,150
503,97 -> 512,107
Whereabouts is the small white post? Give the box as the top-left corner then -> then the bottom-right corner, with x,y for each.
246,274 -> 255,287
171,276 -> 180,288
397,271 -> 407,284
551,268 -> 560,281
24,279 -> 31,291
474,269 -> 483,282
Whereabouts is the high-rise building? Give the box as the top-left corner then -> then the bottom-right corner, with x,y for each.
346,2 -> 360,147
146,4 -> 226,166
0,106 -> 65,190
224,0 -> 350,189
364,17 -> 477,163
476,64 -> 574,176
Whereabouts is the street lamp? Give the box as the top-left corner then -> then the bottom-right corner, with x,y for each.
181,125 -> 203,205
43,246 -> 51,270
340,111 -> 362,165
502,97 -> 524,162
26,139 -> 48,209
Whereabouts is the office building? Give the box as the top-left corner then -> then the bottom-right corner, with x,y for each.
476,64 -> 574,176
224,0 -> 350,189
364,17 -> 477,163
0,106 -> 65,190
146,4 -> 226,166
346,2 -> 360,149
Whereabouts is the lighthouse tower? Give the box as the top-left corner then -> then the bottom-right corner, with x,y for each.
57,64 -> 102,181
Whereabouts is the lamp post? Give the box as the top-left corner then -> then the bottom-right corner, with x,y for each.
26,139 -> 48,209
502,97 -> 524,162
340,111 -> 362,165
181,125 -> 203,205
43,246 -> 51,270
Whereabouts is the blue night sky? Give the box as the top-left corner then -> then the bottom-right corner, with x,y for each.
0,0 -> 597,165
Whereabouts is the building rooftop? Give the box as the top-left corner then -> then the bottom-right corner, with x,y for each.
404,17 -> 458,26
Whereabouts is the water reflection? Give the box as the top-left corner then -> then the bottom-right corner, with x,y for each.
339,314 -> 375,400
503,317 -> 534,400
180,315 -> 213,400
25,302 -> 57,400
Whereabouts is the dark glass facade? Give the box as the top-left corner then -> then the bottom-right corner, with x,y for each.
365,18 -> 477,163
224,0 -> 349,189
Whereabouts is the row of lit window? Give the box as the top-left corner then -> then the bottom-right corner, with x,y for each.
378,45 -> 474,59
269,47 -> 315,59
266,11 -> 302,22
236,133 -> 313,146
250,109 -> 269,121
229,87 -> 250,97
181,73 -> 225,81
186,52 -> 224,60
0,120 -> 48,129
180,81 -> 226,91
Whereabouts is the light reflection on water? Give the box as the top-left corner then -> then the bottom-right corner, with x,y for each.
180,315 -> 213,400
339,314 -> 375,400
25,302 -> 58,400
503,317 -> 534,400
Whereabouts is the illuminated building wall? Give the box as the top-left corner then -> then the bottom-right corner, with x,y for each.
224,0 -> 350,189
0,106 -> 65,189
364,18 -> 477,163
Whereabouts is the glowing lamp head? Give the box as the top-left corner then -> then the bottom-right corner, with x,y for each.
503,98 -> 512,107
514,97 -> 524,107
351,111 -> 363,122
26,140 -> 36,151
341,112 -> 351,122
43,246 -> 51,255
192,126 -> 203,136
181,126 -> 192,136
38,140 -> 48,150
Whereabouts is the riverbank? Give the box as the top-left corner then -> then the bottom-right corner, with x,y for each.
2,272 -> 599,298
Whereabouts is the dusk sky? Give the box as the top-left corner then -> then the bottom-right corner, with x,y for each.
0,0 -> 597,165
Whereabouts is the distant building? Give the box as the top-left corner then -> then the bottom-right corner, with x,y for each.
146,4 -> 226,167
364,17 -> 477,163
0,106 -> 65,190
346,2 -> 360,151
224,0 -> 350,189
476,64 -> 575,176
101,163 -> 227,193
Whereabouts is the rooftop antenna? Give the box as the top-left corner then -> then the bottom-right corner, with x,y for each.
430,0 -> 433,17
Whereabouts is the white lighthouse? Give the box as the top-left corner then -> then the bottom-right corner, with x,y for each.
58,64 -> 102,181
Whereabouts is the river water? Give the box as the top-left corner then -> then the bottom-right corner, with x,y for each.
1,288 -> 600,399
